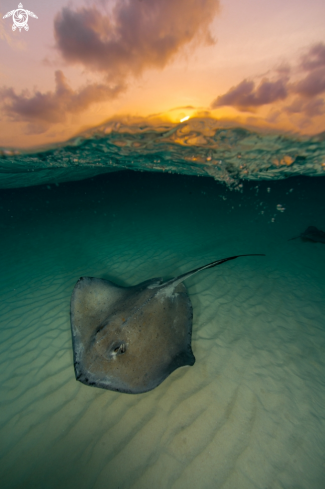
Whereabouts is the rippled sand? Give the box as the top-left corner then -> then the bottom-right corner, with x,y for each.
1,172 -> 324,489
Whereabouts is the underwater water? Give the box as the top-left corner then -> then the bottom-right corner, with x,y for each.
0,124 -> 325,489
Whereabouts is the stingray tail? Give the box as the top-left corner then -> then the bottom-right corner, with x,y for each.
288,236 -> 299,241
162,254 -> 265,289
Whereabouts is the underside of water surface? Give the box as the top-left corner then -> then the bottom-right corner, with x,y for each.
1,119 -> 325,189
0,164 -> 325,488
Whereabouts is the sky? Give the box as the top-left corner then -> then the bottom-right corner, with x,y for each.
0,0 -> 325,148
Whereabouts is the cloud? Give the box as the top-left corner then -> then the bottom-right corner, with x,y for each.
285,97 -> 325,117
299,42 -> 325,72
211,42 -> 325,116
211,78 -> 288,110
0,70 -> 124,123
275,62 -> 291,76
54,0 -> 219,79
293,68 -> 325,98
290,43 -> 325,98
2,0 -> 219,131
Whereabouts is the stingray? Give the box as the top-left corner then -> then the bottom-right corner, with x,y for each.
288,226 -> 325,243
70,254 -> 264,394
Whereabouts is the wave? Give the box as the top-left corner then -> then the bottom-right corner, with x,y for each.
1,118 -> 325,188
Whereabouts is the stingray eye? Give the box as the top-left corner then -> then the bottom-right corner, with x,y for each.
113,343 -> 126,355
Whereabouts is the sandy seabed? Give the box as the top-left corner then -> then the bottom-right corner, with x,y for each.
0,172 -> 324,489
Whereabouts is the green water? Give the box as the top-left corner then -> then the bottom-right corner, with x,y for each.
0,133 -> 325,488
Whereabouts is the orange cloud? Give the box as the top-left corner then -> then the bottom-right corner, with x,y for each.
285,97 -> 324,117
0,0 -> 220,132
54,0 -> 219,79
0,70 -> 124,124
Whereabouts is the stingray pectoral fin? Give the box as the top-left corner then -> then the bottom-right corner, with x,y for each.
168,346 -> 195,372
71,277 -> 126,330
70,277 -> 127,372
